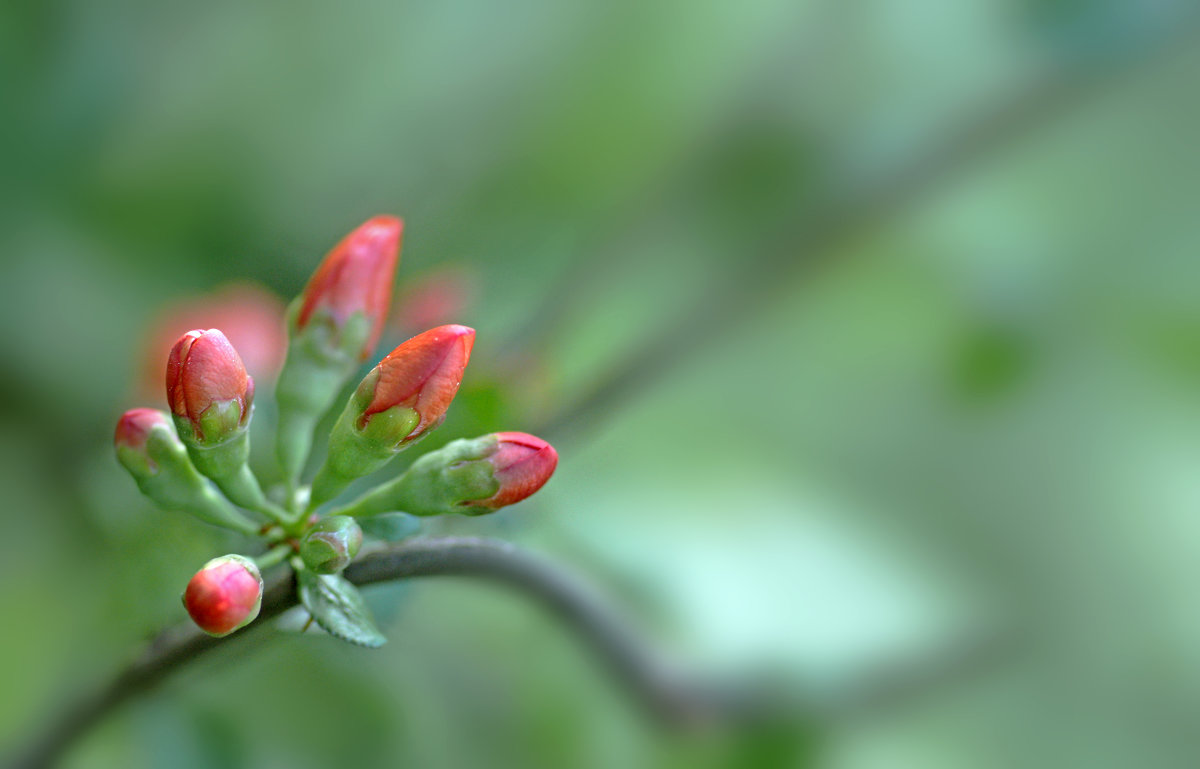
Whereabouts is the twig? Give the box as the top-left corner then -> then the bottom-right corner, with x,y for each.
9,538 -> 709,769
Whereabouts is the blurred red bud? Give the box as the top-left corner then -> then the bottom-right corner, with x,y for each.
182,555 -> 263,637
166,329 -> 254,442
297,215 -> 403,360
114,408 -> 170,454
390,266 -> 478,337
472,432 -> 558,509
138,283 -> 286,401
363,324 -> 475,440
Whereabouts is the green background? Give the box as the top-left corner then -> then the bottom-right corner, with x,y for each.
3,0 -> 1200,767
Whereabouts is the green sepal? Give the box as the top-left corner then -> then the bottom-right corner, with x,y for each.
336,435 -> 501,518
358,512 -> 421,542
296,569 -> 386,648
299,515 -> 363,574
172,398 -> 249,448
307,387 -> 420,508
285,302 -> 372,371
178,419 -> 251,479
116,421 -> 258,535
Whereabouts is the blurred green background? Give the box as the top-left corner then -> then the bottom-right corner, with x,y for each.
3,0 -> 1200,767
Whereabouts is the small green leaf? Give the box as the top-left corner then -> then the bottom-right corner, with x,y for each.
358,512 -> 421,542
296,570 -> 386,648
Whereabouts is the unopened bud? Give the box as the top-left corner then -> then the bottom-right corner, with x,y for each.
336,432 -> 557,518
114,409 -> 257,534
166,329 -> 254,446
309,325 -> 474,507
166,329 -> 279,517
275,216 -> 404,484
300,515 -> 363,574
295,215 -> 403,363
182,554 -> 263,637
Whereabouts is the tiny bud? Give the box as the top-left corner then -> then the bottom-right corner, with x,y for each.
114,408 -> 258,534
335,432 -> 557,518
166,329 -> 254,446
300,515 -> 363,574
309,325 -> 474,506
182,555 -> 263,637
114,408 -> 172,477
295,215 -> 403,362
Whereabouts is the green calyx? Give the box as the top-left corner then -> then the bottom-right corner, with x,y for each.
287,303 -> 372,369
336,435 -> 502,518
299,515 -> 363,574
307,382 -> 421,508
173,399 -> 247,448
116,420 -> 258,535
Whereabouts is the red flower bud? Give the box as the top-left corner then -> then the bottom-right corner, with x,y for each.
182,555 -> 263,637
362,324 -> 475,440
334,431 -> 558,518
166,329 -> 254,443
114,408 -> 170,455
469,432 -> 558,509
296,215 -> 403,361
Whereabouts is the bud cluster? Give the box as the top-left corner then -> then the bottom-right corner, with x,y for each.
114,215 -> 559,642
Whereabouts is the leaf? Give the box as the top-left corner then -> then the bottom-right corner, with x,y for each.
358,512 -> 421,542
296,570 -> 387,648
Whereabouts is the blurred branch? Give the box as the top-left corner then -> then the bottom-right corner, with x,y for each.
11,538 -> 714,769
530,17 -> 1200,445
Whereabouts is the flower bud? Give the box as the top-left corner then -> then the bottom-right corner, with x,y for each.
165,329 -> 282,518
335,432 -> 557,518
182,554 -> 263,637
114,407 -> 172,478
471,432 -> 559,510
295,215 -> 402,363
362,324 -> 475,440
114,409 -> 258,534
300,515 -> 363,574
275,216 -> 403,485
309,325 -> 474,507
166,329 -> 254,446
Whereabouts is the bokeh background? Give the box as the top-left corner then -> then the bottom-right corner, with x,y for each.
3,0 -> 1200,767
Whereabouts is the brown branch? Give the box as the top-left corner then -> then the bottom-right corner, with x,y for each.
10,538 -> 712,769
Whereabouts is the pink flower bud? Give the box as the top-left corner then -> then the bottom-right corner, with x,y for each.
334,432 -> 558,518
166,329 -> 254,443
362,324 -> 475,442
468,432 -> 558,509
182,555 -> 263,637
114,408 -> 170,455
296,216 -> 403,361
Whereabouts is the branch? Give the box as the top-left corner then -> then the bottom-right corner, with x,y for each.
10,538 -> 713,769
529,16 -> 1200,445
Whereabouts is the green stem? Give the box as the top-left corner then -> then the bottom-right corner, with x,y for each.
254,544 -> 294,571
276,410 -> 318,493
214,465 -> 290,524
